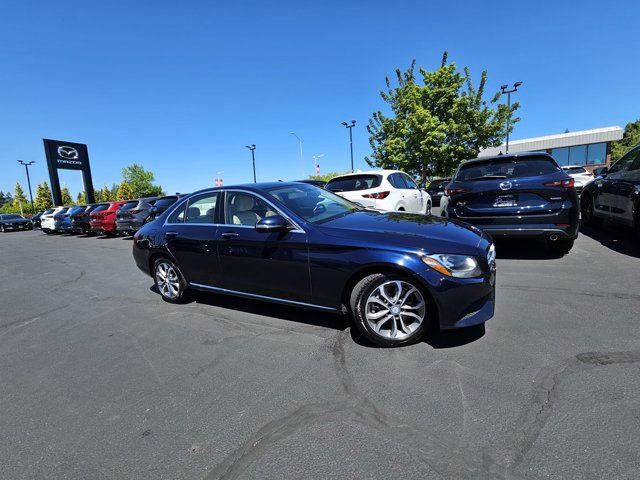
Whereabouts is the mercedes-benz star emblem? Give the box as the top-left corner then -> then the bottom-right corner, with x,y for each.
499,181 -> 513,191
58,146 -> 79,160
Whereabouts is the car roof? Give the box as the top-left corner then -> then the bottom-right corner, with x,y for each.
327,170 -> 406,179
460,152 -> 556,167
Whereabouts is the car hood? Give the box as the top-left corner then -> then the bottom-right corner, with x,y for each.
316,210 -> 489,255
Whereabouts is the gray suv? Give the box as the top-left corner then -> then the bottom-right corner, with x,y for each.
115,197 -> 158,235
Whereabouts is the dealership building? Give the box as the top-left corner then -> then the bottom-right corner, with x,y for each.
479,126 -> 624,171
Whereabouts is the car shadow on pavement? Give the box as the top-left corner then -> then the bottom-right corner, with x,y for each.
171,288 -> 349,332
579,223 -> 640,259
493,239 -> 564,260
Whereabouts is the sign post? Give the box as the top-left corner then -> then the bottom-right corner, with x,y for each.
43,139 -> 95,206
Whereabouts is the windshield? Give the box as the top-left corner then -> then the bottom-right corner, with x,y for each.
456,157 -> 560,181
326,174 -> 382,192
266,183 -> 362,224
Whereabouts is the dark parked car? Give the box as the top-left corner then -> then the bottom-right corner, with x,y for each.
55,206 -> 86,233
115,197 -> 158,235
30,211 -> 45,229
0,214 -> 33,232
444,153 -> 579,254
132,182 -> 496,347
581,144 -> 640,237
146,195 -> 181,223
426,178 -> 451,206
70,204 -> 100,234
296,179 -> 326,188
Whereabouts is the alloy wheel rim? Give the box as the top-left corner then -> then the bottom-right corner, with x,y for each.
365,280 -> 426,340
582,196 -> 592,221
155,262 -> 180,299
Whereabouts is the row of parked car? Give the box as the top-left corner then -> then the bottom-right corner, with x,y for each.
33,195 -> 183,236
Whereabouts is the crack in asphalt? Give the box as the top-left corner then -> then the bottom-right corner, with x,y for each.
502,350 -> 640,475
0,304 -> 71,336
204,330 -> 518,480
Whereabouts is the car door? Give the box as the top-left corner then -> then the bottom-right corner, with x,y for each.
216,190 -> 311,303
400,173 -> 424,213
601,149 -> 638,222
611,148 -> 640,225
164,192 -> 221,286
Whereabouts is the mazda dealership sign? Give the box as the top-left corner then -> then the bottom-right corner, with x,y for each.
43,139 -> 95,205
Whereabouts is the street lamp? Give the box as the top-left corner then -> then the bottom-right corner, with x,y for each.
289,132 -> 305,178
500,82 -> 522,153
341,120 -> 356,172
17,160 -> 35,213
245,145 -> 257,183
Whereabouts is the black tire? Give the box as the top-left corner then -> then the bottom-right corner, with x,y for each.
580,193 -> 602,227
426,201 -> 432,216
350,273 -> 430,347
43,229 -> 54,235
548,238 -> 574,255
0,225 -> 5,233
153,257 -> 192,304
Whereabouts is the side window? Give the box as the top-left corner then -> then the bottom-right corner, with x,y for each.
608,150 -> 638,175
388,173 -> 404,189
627,149 -> 640,172
185,194 -> 218,224
167,202 -> 186,223
401,173 -> 418,189
225,192 -> 278,226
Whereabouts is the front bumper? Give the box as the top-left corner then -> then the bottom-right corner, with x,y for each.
416,267 -> 495,329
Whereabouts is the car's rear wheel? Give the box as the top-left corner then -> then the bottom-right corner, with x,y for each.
350,273 -> 430,347
580,193 -> 602,227
153,258 -> 191,304
425,201 -> 432,216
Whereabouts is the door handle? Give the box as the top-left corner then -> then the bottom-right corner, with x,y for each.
166,231 -> 179,237
221,232 -> 239,239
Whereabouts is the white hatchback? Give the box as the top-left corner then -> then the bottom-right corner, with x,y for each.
561,165 -> 594,193
326,170 -> 432,214
40,206 -> 66,234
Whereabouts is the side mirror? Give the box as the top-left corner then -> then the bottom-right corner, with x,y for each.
149,206 -> 158,214
594,166 -> 608,177
255,215 -> 289,233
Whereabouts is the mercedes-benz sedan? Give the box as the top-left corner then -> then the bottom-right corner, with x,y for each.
132,183 -> 496,347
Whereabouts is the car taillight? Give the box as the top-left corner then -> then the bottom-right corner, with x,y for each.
544,178 -> 575,189
444,188 -> 470,196
362,191 -> 390,199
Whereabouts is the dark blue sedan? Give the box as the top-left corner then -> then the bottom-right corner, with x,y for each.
132,182 -> 496,347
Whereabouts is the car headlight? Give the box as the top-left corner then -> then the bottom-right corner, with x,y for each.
421,254 -> 482,278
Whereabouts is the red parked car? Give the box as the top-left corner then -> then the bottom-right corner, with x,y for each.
89,201 -> 127,236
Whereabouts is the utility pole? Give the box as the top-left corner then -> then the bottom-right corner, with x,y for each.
245,145 -> 257,182
289,132 -> 305,178
341,120 -> 356,172
17,160 -> 35,213
500,82 -> 522,153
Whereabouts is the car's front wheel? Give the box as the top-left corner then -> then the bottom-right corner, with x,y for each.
425,201 -> 432,216
350,273 -> 430,347
153,258 -> 191,304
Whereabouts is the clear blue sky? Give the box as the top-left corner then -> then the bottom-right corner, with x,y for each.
1,0 -> 638,199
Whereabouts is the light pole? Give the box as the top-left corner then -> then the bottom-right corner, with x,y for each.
245,145 -> 257,182
500,82 -> 522,153
341,120 -> 356,172
289,132 -> 304,178
17,160 -> 35,213
312,154 -> 324,176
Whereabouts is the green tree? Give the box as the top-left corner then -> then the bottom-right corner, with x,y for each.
13,182 -> 28,211
121,164 -> 164,198
61,187 -> 73,206
611,120 -> 640,163
366,53 -> 519,182
34,182 -> 53,210
77,191 -> 86,204
0,191 -> 6,206
100,185 -> 113,202
308,171 -> 351,183
116,181 -> 135,200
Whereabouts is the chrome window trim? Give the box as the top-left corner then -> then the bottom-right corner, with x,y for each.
190,282 -> 335,311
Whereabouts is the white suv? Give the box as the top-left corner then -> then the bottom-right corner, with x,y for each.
326,170 -> 432,214
40,206 -> 65,234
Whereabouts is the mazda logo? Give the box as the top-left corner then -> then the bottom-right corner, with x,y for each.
499,181 -> 513,191
58,146 -> 79,160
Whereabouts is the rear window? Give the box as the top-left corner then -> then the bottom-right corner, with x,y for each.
326,174 -> 382,192
563,166 -> 587,174
3,214 -> 22,220
154,197 -> 178,207
92,204 -> 108,213
428,180 -> 450,189
455,157 -> 560,181
43,209 -> 54,214
120,201 -> 139,210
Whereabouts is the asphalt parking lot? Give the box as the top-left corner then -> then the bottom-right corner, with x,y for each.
1,216 -> 639,480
